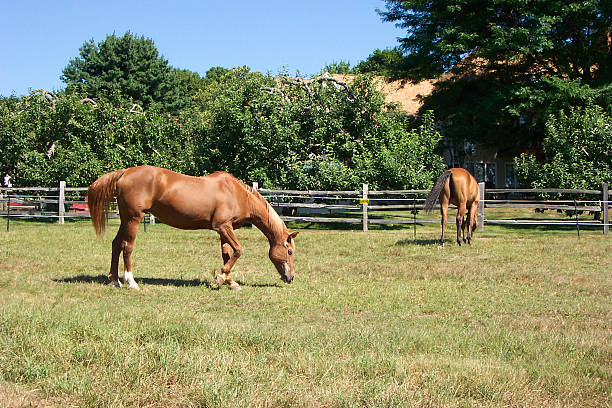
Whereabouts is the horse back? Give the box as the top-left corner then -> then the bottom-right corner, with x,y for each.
448,168 -> 480,206
115,166 -> 249,229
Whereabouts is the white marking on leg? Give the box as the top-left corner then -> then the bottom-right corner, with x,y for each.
123,271 -> 139,290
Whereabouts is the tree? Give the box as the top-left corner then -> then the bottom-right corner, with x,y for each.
514,105 -> 611,191
1,67 -> 445,190
170,67 -> 234,106
321,60 -> 352,75
171,68 -> 207,103
378,0 -> 611,83
61,32 -> 187,113
191,68 -> 444,189
378,0 -> 612,150
353,48 -> 413,78
0,91 -> 195,187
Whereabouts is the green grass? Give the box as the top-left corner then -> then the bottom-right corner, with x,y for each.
0,217 -> 610,407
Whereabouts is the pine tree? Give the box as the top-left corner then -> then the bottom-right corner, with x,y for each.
61,32 -> 187,113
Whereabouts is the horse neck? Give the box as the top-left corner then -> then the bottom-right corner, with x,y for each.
247,193 -> 286,246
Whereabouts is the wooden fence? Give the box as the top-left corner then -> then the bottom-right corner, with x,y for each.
256,182 -> 610,234
0,182 -> 610,235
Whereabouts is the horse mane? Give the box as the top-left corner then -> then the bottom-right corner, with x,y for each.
240,180 -> 287,240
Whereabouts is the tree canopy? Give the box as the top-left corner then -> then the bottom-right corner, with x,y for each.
514,105 -> 611,191
5,31 -> 449,190
353,48 -> 407,78
0,91 -> 193,187
378,0 -> 611,83
61,32 -> 187,113
8,6 -> 611,192
378,0 -> 612,154
192,69 -> 444,190
1,70 -> 444,190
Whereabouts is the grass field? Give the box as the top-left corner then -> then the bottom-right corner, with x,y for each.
0,217 -> 610,407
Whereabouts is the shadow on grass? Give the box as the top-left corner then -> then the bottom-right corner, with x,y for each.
395,238 -> 440,246
235,280 -> 283,288
53,275 -> 283,289
489,223 -> 595,232
54,274 -> 215,288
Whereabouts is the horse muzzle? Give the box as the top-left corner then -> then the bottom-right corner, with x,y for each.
281,274 -> 294,284
280,263 -> 294,284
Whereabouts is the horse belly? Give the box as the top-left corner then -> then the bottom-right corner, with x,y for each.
150,195 -> 215,230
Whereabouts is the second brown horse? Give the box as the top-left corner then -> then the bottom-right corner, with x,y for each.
87,165 -> 298,290
424,168 -> 480,247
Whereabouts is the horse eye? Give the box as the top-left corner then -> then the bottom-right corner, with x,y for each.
288,249 -> 293,256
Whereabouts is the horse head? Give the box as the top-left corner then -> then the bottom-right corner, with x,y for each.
269,231 -> 299,283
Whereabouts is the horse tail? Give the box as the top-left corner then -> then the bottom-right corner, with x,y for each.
423,170 -> 452,212
87,169 -> 127,236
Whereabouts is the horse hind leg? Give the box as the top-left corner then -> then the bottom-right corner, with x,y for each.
439,203 -> 448,248
456,203 -> 467,246
109,227 -> 125,288
109,222 -> 135,289
121,218 -> 142,290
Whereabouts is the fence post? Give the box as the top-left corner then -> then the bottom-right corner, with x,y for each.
603,182 -> 609,235
362,184 -> 368,232
58,181 -> 66,225
477,182 -> 485,231
6,194 -> 10,232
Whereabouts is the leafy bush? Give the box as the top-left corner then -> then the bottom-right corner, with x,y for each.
1,70 -> 445,190
514,105 -> 611,190
191,69 -> 444,190
0,92 -> 195,186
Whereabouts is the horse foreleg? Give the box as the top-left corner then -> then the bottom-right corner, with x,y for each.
216,240 -> 233,287
215,225 -> 243,290
461,212 -> 468,243
467,203 -> 478,245
456,214 -> 463,246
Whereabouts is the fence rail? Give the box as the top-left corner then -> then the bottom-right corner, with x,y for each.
0,182 -> 609,234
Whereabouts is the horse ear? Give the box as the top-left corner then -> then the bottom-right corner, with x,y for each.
288,231 -> 299,241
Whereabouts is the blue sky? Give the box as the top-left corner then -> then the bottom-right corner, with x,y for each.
0,1 -> 405,97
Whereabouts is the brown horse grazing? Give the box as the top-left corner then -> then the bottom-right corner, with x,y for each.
423,168 -> 480,247
87,165 -> 298,290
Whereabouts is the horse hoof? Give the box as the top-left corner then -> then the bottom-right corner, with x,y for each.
128,284 -> 140,291
229,283 -> 241,291
215,275 -> 225,287
111,280 -> 122,288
